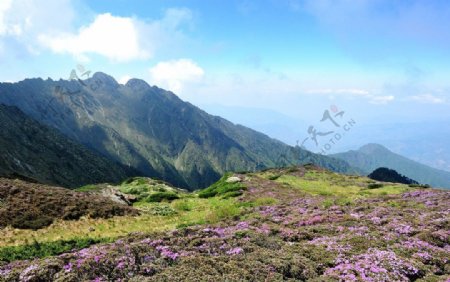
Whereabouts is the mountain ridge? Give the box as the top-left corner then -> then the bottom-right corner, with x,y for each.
0,72 -> 356,189
332,143 -> 450,189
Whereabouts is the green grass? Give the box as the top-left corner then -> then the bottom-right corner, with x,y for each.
76,177 -> 188,203
117,177 -> 187,201
172,199 -> 194,211
75,184 -> 104,192
253,197 -> 279,206
275,173 -> 411,199
198,173 -> 246,198
144,191 -> 179,203
0,237 -> 112,262
0,194 -> 244,249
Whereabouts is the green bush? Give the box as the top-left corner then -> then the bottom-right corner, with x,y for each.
198,174 -> 246,198
172,199 -> 193,211
408,184 -> 431,188
368,183 -> 384,189
0,238 -> 109,262
11,214 -> 54,230
148,205 -> 177,216
286,167 -> 299,173
145,192 -> 179,203
268,174 -> 281,180
221,191 -> 243,199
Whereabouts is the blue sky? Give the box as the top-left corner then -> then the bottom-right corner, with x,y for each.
1,0 -> 450,148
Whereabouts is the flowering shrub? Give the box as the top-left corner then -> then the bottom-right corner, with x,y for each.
1,167 -> 449,281
324,248 -> 422,281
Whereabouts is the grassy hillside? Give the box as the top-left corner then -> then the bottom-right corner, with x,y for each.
1,165 -> 448,281
332,143 -> 450,189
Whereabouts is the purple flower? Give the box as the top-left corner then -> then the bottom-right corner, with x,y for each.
117,261 -> 126,269
394,224 -> 414,235
226,247 -> 244,255
149,239 -> 164,247
236,221 -> 249,229
297,215 -> 324,226
157,246 -> 179,260
63,262 -> 73,272
19,264 -> 39,281
414,252 -> 431,261
325,248 -> 418,281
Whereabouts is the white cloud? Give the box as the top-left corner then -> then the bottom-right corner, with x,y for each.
40,8 -> 192,62
0,1 -> 192,62
0,0 -> 75,40
304,88 -> 394,104
305,88 -> 370,95
0,0 -> 15,35
40,13 -> 150,62
149,59 -> 204,94
369,95 -> 394,104
410,94 -> 446,104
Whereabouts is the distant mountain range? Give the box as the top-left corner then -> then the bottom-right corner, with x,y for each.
0,73 -> 354,189
332,143 -> 450,189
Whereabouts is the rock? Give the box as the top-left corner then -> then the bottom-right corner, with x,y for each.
226,176 -> 242,183
100,187 -> 137,206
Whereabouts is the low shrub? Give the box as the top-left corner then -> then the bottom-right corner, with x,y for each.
0,237 -> 109,262
368,183 -> 384,189
145,192 -> 179,203
10,214 -> 53,230
408,184 -> 431,188
221,191 -> 243,199
148,205 -> 177,216
198,174 -> 246,199
286,167 -> 299,173
268,174 -> 281,180
206,204 -> 241,223
172,199 -> 193,211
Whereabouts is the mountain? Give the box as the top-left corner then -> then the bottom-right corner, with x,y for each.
332,143 -> 450,189
368,167 -> 419,185
0,104 -> 138,188
324,121 -> 450,172
0,73 -> 355,189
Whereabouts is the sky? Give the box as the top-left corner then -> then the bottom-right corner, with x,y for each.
1,0 -> 450,154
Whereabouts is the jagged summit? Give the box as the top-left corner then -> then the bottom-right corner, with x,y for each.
90,72 -> 119,87
125,78 -> 151,90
